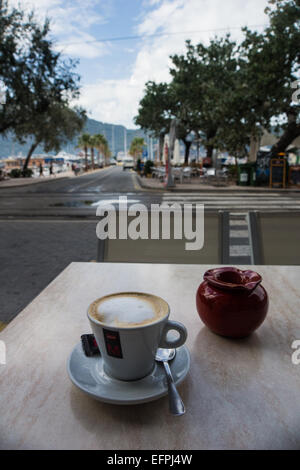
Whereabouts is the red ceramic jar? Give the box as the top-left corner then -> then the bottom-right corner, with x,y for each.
196,267 -> 268,338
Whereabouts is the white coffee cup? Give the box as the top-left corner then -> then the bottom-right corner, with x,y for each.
87,292 -> 187,381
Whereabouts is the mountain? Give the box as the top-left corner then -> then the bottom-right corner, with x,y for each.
0,117 -> 149,158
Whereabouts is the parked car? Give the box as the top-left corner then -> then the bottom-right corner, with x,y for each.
122,157 -> 134,170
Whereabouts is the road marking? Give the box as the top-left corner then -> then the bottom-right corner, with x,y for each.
227,213 -> 253,263
68,168 -> 114,192
132,172 -> 143,191
91,198 -> 141,207
230,219 -> 248,226
230,245 -> 252,256
230,230 -> 249,237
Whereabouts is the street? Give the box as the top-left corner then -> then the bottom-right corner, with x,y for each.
1,166 -> 300,216
1,165 -> 300,326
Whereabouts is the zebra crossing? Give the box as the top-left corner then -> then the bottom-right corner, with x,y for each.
161,191 -> 300,211
228,213 -> 252,264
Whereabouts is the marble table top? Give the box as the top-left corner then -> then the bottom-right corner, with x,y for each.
0,262 -> 300,450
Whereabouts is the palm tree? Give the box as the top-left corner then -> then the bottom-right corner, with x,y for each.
93,134 -> 105,166
94,133 -> 109,166
129,137 -> 145,162
77,133 -> 90,171
88,135 -> 96,170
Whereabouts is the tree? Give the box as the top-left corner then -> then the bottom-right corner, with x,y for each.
170,36 -> 239,162
0,1 -> 80,141
135,0 -> 299,164
134,82 -> 172,161
94,133 -> 109,166
222,0 -> 300,159
88,134 -> 96,170
21,105 -> 86,171
129,137 -> 145,161
77,133 -> 90,171
263,0 -> 300,156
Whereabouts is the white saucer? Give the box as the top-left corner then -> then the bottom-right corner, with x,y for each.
67,342 -> 190,405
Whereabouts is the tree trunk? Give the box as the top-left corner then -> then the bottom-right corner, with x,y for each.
91,147 -> 95,170
206,144 -> 214,160
158,133 -> 164,163
270,110 -> 300,158
84,146 -> 88,171
183,140 -> 192,165
23,142 -> 39,172
249,134 -> 260,162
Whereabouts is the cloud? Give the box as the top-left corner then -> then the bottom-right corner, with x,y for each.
10,0 -> 107,58
54,33 -> 109,60
9,0 -> 271,127
78,79 -> 141,129
77,0 -> 270,127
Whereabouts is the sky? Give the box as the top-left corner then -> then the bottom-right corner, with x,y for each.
13,0 -> 270,128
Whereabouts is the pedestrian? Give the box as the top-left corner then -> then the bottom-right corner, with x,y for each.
50,162 -> 53,176
39,163 -> 43,176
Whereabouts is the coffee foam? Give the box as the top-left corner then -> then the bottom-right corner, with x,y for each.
89,293 -> 168,327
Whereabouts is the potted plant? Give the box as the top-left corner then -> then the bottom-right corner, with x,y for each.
144,160 -> 154,178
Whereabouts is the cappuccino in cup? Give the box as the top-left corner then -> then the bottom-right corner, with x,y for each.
89,292 -> 167,328
87,292 -> 187,381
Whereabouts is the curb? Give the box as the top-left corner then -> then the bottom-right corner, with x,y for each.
136,175 -> 300,193
0,176 -> 70,190
0,167 -> 108,190
131,171 -> 144,191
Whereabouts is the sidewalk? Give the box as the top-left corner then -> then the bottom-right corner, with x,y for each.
0,167 -> 105,189
137,175 -> 300,192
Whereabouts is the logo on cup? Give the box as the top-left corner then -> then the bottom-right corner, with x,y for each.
103,329 -> 123,358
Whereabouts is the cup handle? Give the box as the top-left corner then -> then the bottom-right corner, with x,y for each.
159,320 -> 187,349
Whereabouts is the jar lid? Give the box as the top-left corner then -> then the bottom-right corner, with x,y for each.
204,267 -> 262,292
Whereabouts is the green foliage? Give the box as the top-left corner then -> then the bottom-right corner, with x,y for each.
10,167 -> 33,178
93,134 -> 109,157
134,82 -> 172,137
129,137 -> 145,159
226,165 -> 238,179
22,168 -> 33,178
9,168 -> 22,178
144,160 -> 154,176
77,133 -> 91,170
21,105 -> 86,170
77,132 -> 110,169
135,0 -> 300,160
170,35 -> 239,159
0,0 -> 83,169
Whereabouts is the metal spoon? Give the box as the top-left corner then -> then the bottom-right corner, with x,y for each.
155,348 -> 185,416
